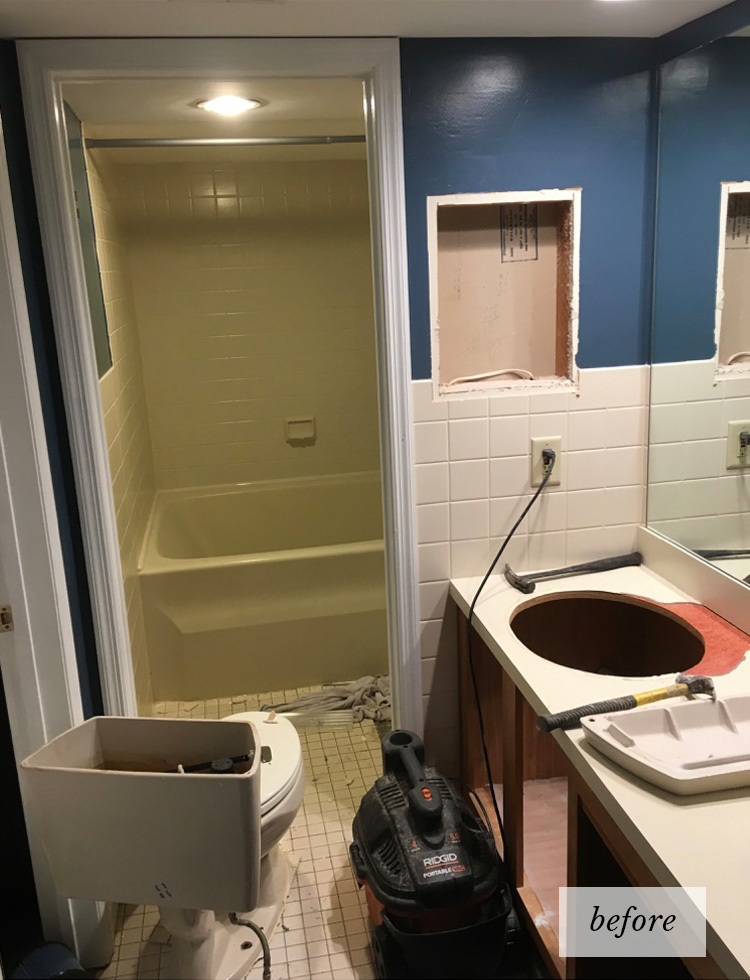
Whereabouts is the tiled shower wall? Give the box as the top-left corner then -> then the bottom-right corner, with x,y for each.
650,360 -> 750,549
113,158 -> 380,490
88,153 -> 156,714
413,366 -> 649,774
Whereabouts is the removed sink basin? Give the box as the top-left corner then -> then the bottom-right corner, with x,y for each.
510,591 -> 704,677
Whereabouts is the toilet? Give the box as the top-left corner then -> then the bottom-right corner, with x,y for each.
21,710 -> 307,980
225,710 -> 306,854
161,710 -> 307,978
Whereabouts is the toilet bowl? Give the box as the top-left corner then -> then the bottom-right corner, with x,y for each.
22,711 -> 306,980
162,711 -> 305,978
225,710 -> 306,854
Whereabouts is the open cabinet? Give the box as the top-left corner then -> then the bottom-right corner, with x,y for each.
457,604 -> 726,980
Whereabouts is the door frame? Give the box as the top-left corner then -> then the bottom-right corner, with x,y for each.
19,39 -> 422,729
0,114 -> 110,966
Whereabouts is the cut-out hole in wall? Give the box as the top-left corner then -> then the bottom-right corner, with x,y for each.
428,189 -> 580,396
717,183 -> 750,373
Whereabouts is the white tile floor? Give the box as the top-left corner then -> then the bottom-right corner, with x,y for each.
98,689 -> 382,980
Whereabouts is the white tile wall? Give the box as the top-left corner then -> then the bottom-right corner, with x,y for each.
113,158 -> 379,489
88,152 -> 156,715
88,153 -> 381,713
413,366 -> 649,770
649,359 -> 750,550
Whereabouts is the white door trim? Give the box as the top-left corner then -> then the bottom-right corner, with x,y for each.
0,115 -> 110,966
19,38 -> 422,731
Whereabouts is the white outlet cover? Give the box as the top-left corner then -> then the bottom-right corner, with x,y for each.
726,420 -> 750,469
531,436 -> 562,487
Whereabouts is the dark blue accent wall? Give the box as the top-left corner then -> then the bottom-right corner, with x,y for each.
0,42 -> 103,717
652,37 -> 750,363
656,0 -> 750,65
400,39 -> 656,379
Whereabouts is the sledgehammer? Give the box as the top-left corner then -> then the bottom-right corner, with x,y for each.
538,673 -> 716,733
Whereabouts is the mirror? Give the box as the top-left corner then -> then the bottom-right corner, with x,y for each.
648,28 -> 750,585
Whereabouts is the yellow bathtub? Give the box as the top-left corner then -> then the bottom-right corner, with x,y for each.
138,472 -> 388,700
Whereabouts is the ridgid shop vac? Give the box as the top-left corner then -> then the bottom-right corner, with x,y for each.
349,730 -> 514,980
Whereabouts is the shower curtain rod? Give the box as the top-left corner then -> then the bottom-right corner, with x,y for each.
84,135 -> 366,149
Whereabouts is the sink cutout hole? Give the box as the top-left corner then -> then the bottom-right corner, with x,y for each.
510,592 -> 704,677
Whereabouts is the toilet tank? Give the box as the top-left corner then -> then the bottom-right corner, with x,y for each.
21,716 -> 261,912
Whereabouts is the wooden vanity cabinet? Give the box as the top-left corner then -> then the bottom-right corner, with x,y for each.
456,605 -> 726,980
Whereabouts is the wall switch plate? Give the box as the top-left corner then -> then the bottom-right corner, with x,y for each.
531,436 -> 562,487
726,420 -> 750,469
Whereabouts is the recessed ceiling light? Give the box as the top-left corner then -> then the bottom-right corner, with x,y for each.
197,96 -> 261,116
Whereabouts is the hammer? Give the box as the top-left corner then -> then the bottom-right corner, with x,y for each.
504,553 -> 642,594
538,673 -> 716,733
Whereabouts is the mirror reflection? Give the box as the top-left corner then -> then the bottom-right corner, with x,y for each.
648,28 -> 750,585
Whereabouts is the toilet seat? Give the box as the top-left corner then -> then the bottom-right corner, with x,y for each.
226,711 -> 303,816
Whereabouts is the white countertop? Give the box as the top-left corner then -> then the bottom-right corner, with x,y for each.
450,565 -> 750,979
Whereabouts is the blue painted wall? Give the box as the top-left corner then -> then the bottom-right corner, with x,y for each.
400,39 -> 656,379
656,0 -> 750,65
0,42 -> 103,716
652,37 -> 750,363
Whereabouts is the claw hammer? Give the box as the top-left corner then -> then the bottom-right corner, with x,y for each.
538,673 -> 716,733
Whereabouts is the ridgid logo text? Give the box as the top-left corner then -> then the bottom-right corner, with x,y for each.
423,853 -> 457,867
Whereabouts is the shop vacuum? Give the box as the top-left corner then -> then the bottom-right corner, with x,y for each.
350,730 -> 515,980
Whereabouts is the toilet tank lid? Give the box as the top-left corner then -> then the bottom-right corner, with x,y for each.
226,711 -> 302,814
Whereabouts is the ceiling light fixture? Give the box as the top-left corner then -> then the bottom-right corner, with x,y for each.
197,96 -> 261,116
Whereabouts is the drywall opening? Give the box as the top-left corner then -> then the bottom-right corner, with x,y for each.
718,186 -> 750,370
430,191 -> 579,394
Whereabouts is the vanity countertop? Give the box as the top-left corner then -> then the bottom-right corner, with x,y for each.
450,564 -> 750,979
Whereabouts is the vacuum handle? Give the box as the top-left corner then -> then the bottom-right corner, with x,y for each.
539,695 -> 638,732
399,745 -> 443,824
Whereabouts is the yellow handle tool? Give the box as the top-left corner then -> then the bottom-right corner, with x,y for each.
539,673 -> 716,733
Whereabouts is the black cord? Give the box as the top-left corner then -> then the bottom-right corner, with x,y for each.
229,914 -> 271,980
449,776 -> 496,846
466,451 -> 556,866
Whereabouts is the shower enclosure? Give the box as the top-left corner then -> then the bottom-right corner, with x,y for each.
59,73 -> 390,710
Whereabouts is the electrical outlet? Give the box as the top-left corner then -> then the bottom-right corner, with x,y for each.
531,436 -> 562,487
726,421 -> 750,469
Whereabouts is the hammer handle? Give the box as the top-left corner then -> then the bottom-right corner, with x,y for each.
539,683 -> 690,732
633,683 -> 687,706
530,552 -> 643,583
539,696 -> 637,732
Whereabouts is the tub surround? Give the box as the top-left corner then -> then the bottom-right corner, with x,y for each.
452,560 -> 750,979
88,151 -> 156,714
86,148 -> 386,712
118,157 -> 379,491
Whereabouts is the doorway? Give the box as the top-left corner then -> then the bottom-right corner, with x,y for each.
63,75 -> 389,716
19,39 -> 420,728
